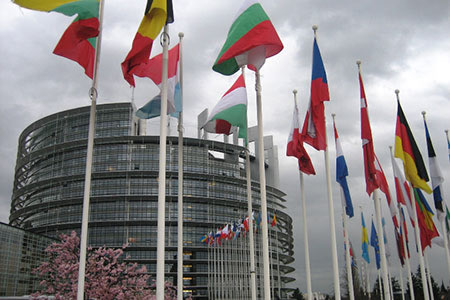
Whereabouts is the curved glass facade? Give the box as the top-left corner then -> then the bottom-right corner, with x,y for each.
10,103 -> 295,299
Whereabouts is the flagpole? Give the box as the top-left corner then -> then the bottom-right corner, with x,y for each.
398,265 -> 405,300
332,113 -> 354,300
378,270 -> 383,300
156,24 -> 170,300
422,112 -> 450,279
255,69 -> 272,300
293,89 -> 313,300
366,261 -> 371,299
76,1 -> 105,299
425,254 -> 434,300
176,32 -> 184,300
396,89 -> 430,300
242,66 -> 257,300
312,25 -> 341,299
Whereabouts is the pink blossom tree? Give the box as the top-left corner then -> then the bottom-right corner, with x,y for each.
32,231 -> 190,300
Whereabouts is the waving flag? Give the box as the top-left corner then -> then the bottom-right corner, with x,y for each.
394,100 -> 432,193
134,43 -> 181,118
414,188 -> 439,252
423,118 -> 445,219
358,71 -> 380,195
202,74 -> 248,142
301,37 -> 329,151
287,100 -> 315,175
271,214 -> 277,227
334,121 -> 353,217
370,219 -> 381,269
121,0 -> 173,86
14,0 -> 100,78
213,0 -> 283,75
361,212 -> 370,264
375,155 -> 398,227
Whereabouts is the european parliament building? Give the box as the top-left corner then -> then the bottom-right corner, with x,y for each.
5,102 -> 295,299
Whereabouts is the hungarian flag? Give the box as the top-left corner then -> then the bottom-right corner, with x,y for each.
202,74 -> 248,142
423,118 -> 445,220
14,0 -> 100,78
134,43 -> 181,118
334,121 -> 353,218
359,71 -> 380,196
301,37 -> 329,151
394,100 -> 432,193
121,0 -> 174,87
375,155 -> 398,228
286,100 -> 315,175
414,188 -> 439,253
213,0 -> 283,75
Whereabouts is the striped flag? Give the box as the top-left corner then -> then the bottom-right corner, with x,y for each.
121,0 -> 173,86
333,121 -> 353,217
301,37 -> 329,151
423,118 -> 445,220
414,188 -> 439,253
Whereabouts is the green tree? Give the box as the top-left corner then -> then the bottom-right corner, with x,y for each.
291,288 -> 305,300
405,266 -> 440,300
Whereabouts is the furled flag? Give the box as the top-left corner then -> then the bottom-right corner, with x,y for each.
358,71 -> 379,196
202,74 -> 248,142
121,0 -> 174,86
381,217 -> 391,258
334,121 -> 354,218
375,155 -> 398,228
134,43 -> 181,118
14,0 -> 100,78
414,188 -> 439,253
271,214 -> 277,227
394,228 -> 405,266
361,212 -> 370,264
447,132 -> 450,161
423,118 -> 445,220
301,37 -> 329,151
212,0 -> 283,75
394,100 -> 432,194
286,99 -> 315,175
370,219 -> 381,270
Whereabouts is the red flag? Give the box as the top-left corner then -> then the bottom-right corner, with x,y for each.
287,100 -> 315,175
359,71 -> 379,195
301,37 -> 329,151
375,155 -> 398,228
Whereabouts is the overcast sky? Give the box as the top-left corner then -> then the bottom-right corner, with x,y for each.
1,0 -> 449,295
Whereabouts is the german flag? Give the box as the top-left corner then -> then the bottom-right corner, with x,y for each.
121,0 -> 173,87
394,100 -> 432,193
14,0 -> 100,78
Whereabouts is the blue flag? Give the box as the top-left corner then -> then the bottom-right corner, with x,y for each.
361,212 -> 370,264
370,219 -> 380,269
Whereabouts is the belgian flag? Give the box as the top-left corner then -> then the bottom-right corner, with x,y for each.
394,100 -> 432,194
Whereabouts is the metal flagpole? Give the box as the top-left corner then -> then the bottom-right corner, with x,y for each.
394,90 -> 430,300
425,254 -> 434,300
156,24 -> 170,300
77,1 -> 105,299
293,90 -> 313,300
366,261 -> 371,299
378,270 -> 383,300
243,66 -> 257,300
254,69 -> 272,300
388,266 -> 394,300
398,265 -> 405,300
176,32 -> 184,300
373,189 -> 392,299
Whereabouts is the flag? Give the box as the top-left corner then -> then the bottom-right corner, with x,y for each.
414,188 -> 439,252
375,155 -> 398,228
200,234 -> 208,245
212,0 -> 283,75
394,228 -> 405,266
394,100 -> 432,193
423,118 -> 445,219
243,216 -> 249,232
334,121 -> 353,218
381,217 -> 391,258
271,214 -> 277,227
286,100 -> 315,175
361,212 -> 370,264
301,37 -> 329,151
121,0 -> 173,86
134,43 -> 181,117
202,74 -> 248,142
447,132 -> 450,162
14,0 -> 100,78
358,71 -> 380,195
370,219 -> 381,269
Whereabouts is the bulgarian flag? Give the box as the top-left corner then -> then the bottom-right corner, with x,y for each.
203,74 -> 248,142
14,0 -> 100,79
213,0 -> 283,75
121,0 -> 174,87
